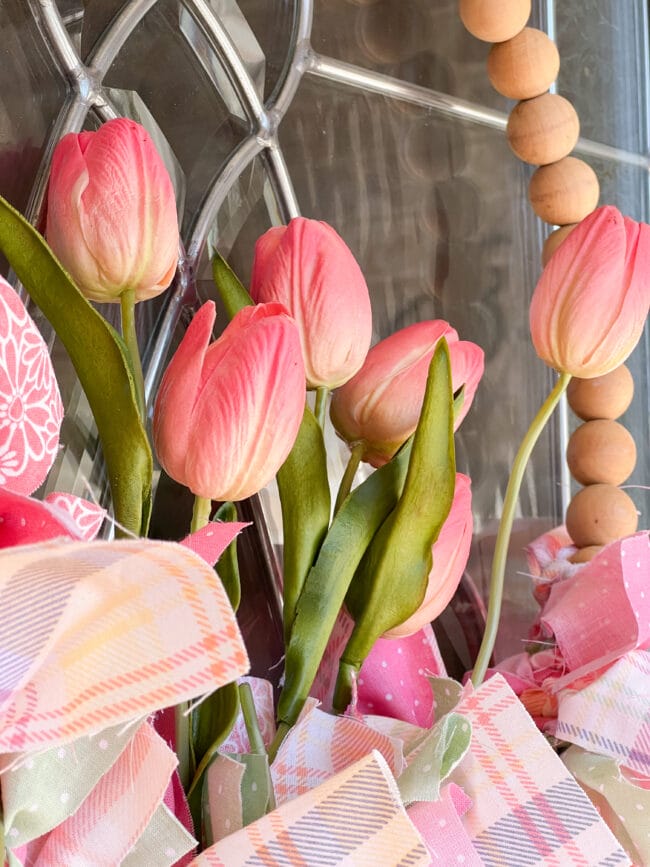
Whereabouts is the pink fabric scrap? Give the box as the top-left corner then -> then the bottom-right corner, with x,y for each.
408,782 -> 481,866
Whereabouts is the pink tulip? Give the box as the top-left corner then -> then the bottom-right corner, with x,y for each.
250,218 -> 372,389
153,301 -> 305,502
530,206 -> 650,377
330,320 -> 485,467
383,473 -> 473,638
46,118 -> 179,303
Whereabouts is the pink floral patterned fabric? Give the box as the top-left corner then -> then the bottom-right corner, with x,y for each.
0,277 -> 63,494
44,491 -> 106,540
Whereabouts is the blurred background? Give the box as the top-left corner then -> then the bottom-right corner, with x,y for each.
2,0 -> 648,677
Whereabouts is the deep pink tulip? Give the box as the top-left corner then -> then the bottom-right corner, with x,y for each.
383,473 -> 473,638
250,218 -> 372,389
530,206 -> 650,378
330,320 -> 485,467
153,301 -> 305,502
46,118 -> 179,303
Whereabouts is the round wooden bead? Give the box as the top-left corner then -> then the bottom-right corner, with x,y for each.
566,484 -> 638,548
541,224 -> 577,266
529,157 -> 600,225
488,28 -> 560,100
459,0 -> 531,43
507,94 -> 579,165
567,366 -> 634,421
566,419 -> 637,486
568,545 -> 603,564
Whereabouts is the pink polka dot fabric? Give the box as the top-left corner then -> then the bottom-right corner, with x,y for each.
0,277 -> 63,494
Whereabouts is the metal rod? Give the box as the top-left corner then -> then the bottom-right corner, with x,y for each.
307,51 -> 650,169
88,0 -> 162,76
267,0 -> 314,122
182,0 -> 267,131
187,135 -> 264,267
262,141 -> 301,222
31,0 -> 90,86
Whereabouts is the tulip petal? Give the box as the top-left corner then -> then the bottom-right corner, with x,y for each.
251,218 -> 372,388
449,341 -> 485,429
153,302 -> 216,486
530,206 -> 650,377
330,320 -> 466,467
47,119 -> 178,303
186,304 -> 305,501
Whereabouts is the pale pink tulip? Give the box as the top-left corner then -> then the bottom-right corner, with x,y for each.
383,473 -> 473,638
153,301 -> 305,502
330,320 -> 484,467
250,218 -> 372,389
530,206 -> 650,377
46,118 -> 179,303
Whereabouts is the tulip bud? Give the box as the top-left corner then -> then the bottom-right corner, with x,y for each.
383,473 -> 473,638
530,206 -> 650,378
250,218 -> 372,389
46,118 -> 179,303
330,320 -> 484,467
153,301 -> 305,502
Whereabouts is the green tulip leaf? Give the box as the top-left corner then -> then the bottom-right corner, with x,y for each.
213,503 -> 241,611
190,680 -> 241,789
212,251 -> 254,317
334,340 -> 455,710
277,404 -> 331,642
277,436 -> 414,729
0,196 -> 151,535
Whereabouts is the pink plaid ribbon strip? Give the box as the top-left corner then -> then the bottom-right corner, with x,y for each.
0,537 -> 249,752
556,650 -> 650,777
190,751 -> 430,867
453,675 -> 630,866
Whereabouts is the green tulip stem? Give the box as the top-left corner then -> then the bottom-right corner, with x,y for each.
190,495 -> 213,534
314,386 -> 329,429
267,721 -> 290,764
334,443 -> 364,515
120,288 -> 146,423
177,495 -> 213,789
471,371 -> 571,687
239,682 -> 266,756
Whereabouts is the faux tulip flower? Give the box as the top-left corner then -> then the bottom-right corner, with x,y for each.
383,473 -> 473,638
330,320 -> 484,469
46,118 -> 179,304
530,205 -> 650,378
250,218 -> 372,393
153,300 -> 305,505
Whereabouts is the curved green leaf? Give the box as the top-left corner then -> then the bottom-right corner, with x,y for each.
0,196 -> 152,535
277,404 -> 331,643
212,251 -> 254,317
334,340 -> 456,709
276,436 -> 413,728
213,503 -> 241,611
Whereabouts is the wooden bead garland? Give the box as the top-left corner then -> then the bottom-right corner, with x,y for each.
567,366 -> 634,421
566,419 -> 636,487
565,484 -> 639,548
506,93 -> 579,165
459,0 -> 531,44
541,223 -> 576,266
459,4 -> 642,563
487,28 -> 560,100
528,157 -> 600,225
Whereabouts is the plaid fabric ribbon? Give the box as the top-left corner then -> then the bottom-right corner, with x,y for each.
453,675 -> 629,866
191,751 -> 430,866
556,650 -> 650,777
0,537 -> 249,753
